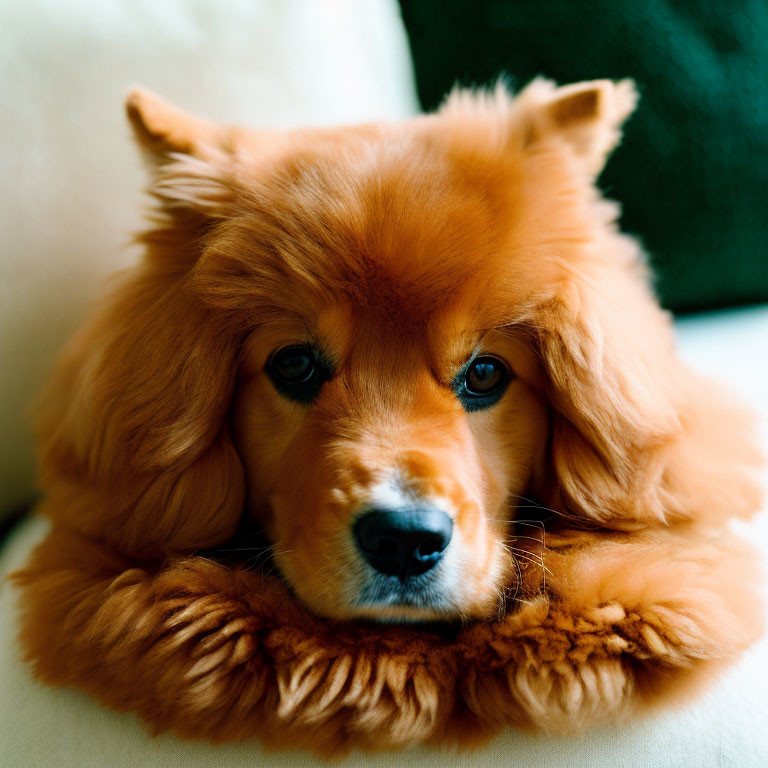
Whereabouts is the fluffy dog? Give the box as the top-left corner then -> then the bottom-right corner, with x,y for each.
14,79 -> 764,753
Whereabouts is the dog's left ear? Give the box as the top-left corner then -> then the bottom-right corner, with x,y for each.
516,78 -> 637,176
533,271 -> 763,530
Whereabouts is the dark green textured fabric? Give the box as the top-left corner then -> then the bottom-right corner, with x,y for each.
399,0 -> 768,312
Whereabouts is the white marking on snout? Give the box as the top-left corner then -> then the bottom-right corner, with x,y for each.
367,476 -> 455,518
367,476 -> 421,513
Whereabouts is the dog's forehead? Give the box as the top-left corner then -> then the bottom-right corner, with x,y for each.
200,123 -> 587,337
253,134 -> 522,315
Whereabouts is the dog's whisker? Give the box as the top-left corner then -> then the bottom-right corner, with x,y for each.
506,549 -> 552,573
514,560 -> 553,580
497,520 -> 547,532
242,547 -> 294,568
506,545 -> 544,558
241,546 -> 285,572
504,539 -> 553,589
215,546 -> 275,553
511,552 -> 523,604
504,507 -> 604,532
507,495 -> 584,518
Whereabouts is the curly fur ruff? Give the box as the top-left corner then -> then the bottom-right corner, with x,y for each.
15,525 -> 763,756
12,78 -> 765,756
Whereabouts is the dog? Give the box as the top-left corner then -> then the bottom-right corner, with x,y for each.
14,79 -> 764,749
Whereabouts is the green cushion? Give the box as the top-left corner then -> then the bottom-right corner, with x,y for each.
399,0 -> 768,313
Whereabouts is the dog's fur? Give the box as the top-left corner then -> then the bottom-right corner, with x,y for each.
14,79 -> 764,754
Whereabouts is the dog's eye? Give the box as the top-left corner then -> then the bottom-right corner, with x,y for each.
272,346 -> 315,383
454,356 -> 512,412
266,345 -> 330,403
465,358 -> 505,394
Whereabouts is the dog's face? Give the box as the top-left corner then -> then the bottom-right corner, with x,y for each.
233,291 -> 549,622
195,80 -> 630,623
43,78 -> 671,624
215,115 -> 565,622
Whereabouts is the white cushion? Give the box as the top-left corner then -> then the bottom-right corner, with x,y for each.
0,0 -> 419,517
2,307 -> 767,767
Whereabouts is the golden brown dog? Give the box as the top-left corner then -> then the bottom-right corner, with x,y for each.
14,79 -> 764,752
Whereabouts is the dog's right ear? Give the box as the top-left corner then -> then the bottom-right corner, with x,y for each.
125,87 -> 236,217
126,87 -> 220,162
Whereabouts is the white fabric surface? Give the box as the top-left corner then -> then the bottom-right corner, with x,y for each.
0,0 -> 419,517
2,307 -> 767,768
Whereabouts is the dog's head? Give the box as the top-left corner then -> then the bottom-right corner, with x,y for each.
39,79 -> 758,624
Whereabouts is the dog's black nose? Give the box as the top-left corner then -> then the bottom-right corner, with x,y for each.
353,507 -> 453,579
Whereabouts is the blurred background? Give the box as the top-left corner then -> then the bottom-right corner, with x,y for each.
0,2 -> 766,766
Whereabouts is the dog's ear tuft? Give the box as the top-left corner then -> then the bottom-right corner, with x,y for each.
125,87 -> 235,219
519,78 -> 638,176
125,86 -> 219,160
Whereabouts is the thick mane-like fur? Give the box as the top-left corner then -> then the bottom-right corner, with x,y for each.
34,241 -> 246,555
13,80 -> 764,756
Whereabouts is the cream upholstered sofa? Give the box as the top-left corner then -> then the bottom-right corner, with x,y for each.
1,2 -> 766,766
